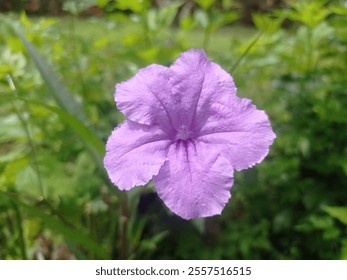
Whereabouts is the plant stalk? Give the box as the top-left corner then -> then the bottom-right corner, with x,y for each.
119,191 -> 129,259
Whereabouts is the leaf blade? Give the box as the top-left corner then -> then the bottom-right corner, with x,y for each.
0,191 -> 108,259
16,31 -> 87,123
0,95 -> 105,171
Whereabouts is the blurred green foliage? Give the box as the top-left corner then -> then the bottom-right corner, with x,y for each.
0,0 -> 347,259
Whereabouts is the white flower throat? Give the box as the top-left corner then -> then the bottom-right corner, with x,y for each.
176,124 -> 192,141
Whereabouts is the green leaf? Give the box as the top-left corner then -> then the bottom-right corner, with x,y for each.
323,206 -> 347,225
179,15 -> 196,30
208,11 -> 238,32
195,0 -> 215,11
330,5 -> 347,16
157,1 -> 183,29
16,165 -> 41,197
20,11 -> 32,29
139,230 -> 168,251
63,0 -> 95,15
16,31 -> 87,123
115,0 -> 149,14
96,0 -> 109,8
288,1 -> 330,28
194,10 -> 209,28
0,191 -> 108,259
146,9 -> 157,31
0,144 -> 27,163
0,95 -> 104,171
252,13 -> 283,34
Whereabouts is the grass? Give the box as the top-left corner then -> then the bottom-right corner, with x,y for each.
50,15 -> 256,55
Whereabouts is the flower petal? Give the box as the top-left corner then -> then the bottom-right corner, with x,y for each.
115,64 -> 176,134
153,140 -> 234,220
116,50 -> 237,135
104,120 -> 171,190
198,95 -> 276,171
170,49 -> 237,131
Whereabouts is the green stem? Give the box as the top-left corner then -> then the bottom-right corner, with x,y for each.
306,27 -> 313,72
12,202 -> 27,259
4,191 -> 74,228
203,28 -> 211,50
6,74 -> 45,198
119,191 -> 129,259
230,30 -> 264,74
143,16 -> 152,47
68,16 -> 88,100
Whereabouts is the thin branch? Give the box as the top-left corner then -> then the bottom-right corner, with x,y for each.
119,191 -> 129,259
230,30 -> 264,74
12,202 -> 27,259
6,74 -> 45,198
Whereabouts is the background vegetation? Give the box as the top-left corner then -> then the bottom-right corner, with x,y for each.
1,0 -> 346,259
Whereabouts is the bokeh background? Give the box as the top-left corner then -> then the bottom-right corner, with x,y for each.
1,0 -> 347,260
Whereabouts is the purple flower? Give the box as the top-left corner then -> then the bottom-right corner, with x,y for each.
104,49 -> 276,220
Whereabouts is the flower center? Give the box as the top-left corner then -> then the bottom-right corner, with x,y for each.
175,124 -> 192,141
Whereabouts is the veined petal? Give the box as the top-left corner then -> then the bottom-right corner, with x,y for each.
153,140 -> 234,220
198,95 -> 276,171
115,64 -> 176,134
170,49 -> 236,131
104,120 -> 171,190
115,50 -> 237,135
